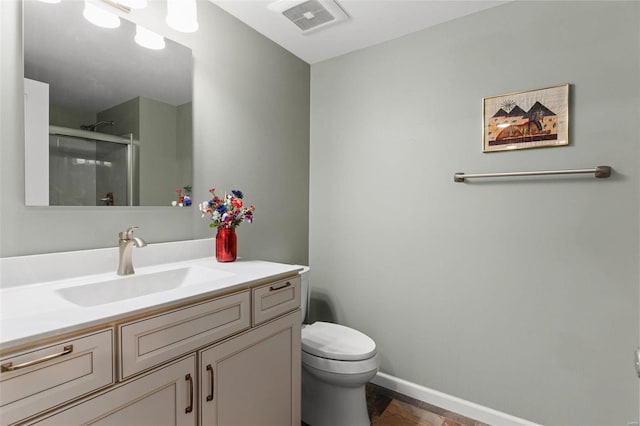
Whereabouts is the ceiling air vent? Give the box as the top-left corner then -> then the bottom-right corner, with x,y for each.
269,0 -> 348,34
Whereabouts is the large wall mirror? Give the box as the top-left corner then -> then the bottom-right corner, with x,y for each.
24,0 -> 193,207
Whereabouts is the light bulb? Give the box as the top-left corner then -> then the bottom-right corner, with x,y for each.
166,0 -> 198,33
135,25 -> 166,50
83,0 -> 120,29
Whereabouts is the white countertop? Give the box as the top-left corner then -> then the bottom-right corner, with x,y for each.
0,239 -> 302,352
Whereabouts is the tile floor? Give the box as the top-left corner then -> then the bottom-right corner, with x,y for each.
303,383 -> 490,426
367,383 -> 490,426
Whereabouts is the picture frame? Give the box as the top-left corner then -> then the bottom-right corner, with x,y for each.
482,84 -> 569,153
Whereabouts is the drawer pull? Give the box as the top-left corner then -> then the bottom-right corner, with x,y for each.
1,345 -> 74,373
269,282 -> 291,292
185,374 -> 194,413
206,364 -> 214,401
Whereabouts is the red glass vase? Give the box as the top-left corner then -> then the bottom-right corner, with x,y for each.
215,227 -> 237,262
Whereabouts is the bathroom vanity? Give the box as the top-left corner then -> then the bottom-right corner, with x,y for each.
0,239 -> 302,426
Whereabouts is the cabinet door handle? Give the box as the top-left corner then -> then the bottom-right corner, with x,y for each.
270,281 -> 291,292
206,364 -> 214,402
185,374 -> 194,414
1,345 -> 73,373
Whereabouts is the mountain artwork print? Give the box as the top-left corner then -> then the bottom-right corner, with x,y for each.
482,84 -> 569,153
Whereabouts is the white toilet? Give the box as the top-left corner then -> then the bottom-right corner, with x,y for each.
299,267 -> 380,426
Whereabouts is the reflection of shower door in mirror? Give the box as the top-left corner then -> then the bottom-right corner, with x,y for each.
49,135 -> 130,206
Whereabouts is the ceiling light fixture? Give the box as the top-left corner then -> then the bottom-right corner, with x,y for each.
166,0 -> 199,33
135,25 -> 166,50
117,0 -> 147,8
37,0 -> 62,4
69,0 -> 198,49
83,0 -> 121,29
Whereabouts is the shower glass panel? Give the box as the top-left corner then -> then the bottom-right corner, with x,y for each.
49,135 -> 129,206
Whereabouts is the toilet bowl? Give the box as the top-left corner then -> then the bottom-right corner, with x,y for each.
298,267 -> 379,426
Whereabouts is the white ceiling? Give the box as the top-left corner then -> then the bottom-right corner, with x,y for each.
210,0 -> 509,64
23,0 -> 508,113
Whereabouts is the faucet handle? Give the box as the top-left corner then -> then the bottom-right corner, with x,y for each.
119,226 -> 139,240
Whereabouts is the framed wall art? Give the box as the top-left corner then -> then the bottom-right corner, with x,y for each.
483,84 -> 569,153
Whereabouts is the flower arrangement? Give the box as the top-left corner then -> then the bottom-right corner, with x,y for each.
173,185 -> 192,207
199,188 -> 255,230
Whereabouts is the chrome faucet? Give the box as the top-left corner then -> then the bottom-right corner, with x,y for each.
117,226 -> 147,276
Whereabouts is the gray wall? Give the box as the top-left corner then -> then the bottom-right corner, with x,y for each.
50,105 -> 95,129
176,102 -> 193,194
309,2 -> 639,425
1,0 -> 310,265
139,97 -> 178,206
97,97 -> 140,140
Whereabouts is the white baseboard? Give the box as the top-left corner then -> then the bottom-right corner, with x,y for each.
371,371 -> 542,426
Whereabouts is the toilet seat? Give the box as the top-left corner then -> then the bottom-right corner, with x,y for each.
302,350 -> 379,375
302,322 -> 376,361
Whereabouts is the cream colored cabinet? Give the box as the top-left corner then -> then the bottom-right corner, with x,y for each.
200,310 -> 301,426
27,355 -> 196,426
252,277 -> 301,326
0,329 -> 114,426
5,273 -> 301,426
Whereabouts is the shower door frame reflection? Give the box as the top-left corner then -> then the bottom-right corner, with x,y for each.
48,126 -> 135,206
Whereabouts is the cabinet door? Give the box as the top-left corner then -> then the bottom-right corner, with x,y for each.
28,355 -> 197,426
200,310 -> 301,426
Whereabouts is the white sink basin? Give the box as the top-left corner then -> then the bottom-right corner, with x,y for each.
56,266 -> 233,307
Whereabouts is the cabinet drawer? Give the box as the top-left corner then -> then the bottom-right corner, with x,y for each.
252,276 -> 301,325
120,290 -> 250,379
0,329 -> 114,426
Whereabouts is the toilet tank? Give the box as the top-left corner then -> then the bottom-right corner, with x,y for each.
297,266 -> 310,323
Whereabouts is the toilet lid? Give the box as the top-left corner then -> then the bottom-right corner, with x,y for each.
301,322 -> 376,361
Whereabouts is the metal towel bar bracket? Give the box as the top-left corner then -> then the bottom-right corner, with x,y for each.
454,166 -> 611,183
